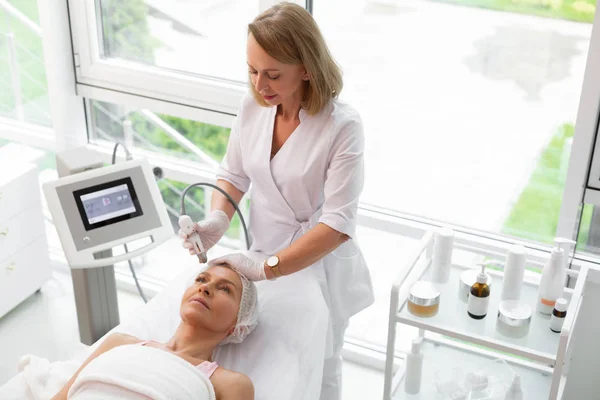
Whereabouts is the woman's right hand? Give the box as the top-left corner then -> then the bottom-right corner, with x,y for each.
179,210 -> 230,255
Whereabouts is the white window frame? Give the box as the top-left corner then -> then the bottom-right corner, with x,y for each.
557,10 -> 600,240
0,117 -> 55,151
67,0 -> 298,115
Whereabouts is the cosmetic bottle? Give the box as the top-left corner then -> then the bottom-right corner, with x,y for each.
504,374 -> 523,400
537,238 -> 575,315
501,245 -> 526,301
404,337 -> 424,394
459,267 -> 493,302
431,227 -> 454,284
537,245 -> 565,315
468,264 -> 490,319
550,297 -> 568,333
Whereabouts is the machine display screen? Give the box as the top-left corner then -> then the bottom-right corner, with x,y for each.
73,177 -> 143,231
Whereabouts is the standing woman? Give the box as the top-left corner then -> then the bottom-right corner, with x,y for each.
180,2 -> 374,399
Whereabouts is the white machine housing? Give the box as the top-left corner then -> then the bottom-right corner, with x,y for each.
43,158 -> 172,269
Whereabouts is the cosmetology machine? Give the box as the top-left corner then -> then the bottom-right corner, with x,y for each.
43,145 -> 249,345
43,147 -> 173,345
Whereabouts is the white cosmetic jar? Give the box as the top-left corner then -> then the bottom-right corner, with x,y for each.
496,300 -> 532,338
407,281 -> 441,318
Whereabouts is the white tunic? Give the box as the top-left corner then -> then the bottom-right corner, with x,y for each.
217,95 -> 374,326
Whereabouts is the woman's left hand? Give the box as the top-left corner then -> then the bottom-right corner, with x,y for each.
208,253 -> 267,281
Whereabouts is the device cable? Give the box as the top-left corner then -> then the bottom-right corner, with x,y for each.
112,142 -> 148,303
180,182 -> 250,251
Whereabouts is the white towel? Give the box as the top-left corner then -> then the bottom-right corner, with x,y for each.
0,355 -> 79,400
67,345 -> 216,400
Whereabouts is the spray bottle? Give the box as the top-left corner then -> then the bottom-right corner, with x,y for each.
536,238 -> 575,314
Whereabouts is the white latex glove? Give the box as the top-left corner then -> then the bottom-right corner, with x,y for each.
179,210 -> 230,255
208,253 -> 267,281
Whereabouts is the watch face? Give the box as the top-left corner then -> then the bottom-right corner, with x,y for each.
267,256 -> 278,267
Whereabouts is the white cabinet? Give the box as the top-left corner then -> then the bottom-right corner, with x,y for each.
383,231 -> 588,400
0,161 -> 51,319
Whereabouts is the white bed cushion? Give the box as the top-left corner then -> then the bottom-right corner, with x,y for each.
106,253 -> 329,400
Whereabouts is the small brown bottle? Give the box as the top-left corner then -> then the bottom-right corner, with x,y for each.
467,265 -> 490,319
550,298 -> 568,333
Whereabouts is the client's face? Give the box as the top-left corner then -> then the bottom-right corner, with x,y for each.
181,266 -> 243,338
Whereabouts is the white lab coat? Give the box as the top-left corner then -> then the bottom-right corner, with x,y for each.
217,95 -> 374,354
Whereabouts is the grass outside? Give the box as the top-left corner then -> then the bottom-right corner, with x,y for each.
501,123 -> 592,263
435,0 -> 596,23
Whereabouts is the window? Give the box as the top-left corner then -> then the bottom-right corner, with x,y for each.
70,0 -> 267,114
0,0 -> 52,126
88,99 -> 231,166
314,0 -> 594,245
96,0 -> 256,83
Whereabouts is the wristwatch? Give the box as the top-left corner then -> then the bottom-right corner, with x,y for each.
266,256 -> 282,279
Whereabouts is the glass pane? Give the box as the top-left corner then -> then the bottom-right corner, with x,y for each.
96,0 -> 257,82
89,100 -> 231,164
574,203 -> 597,255
315,1 -> 593,244
0,0 -> 52,126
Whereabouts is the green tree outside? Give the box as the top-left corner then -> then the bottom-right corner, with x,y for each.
99,0 -> 160,64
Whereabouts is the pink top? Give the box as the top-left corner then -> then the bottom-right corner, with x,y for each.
139,340 -> 219,378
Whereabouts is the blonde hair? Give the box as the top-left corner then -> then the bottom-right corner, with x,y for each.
248,2 -> 343,115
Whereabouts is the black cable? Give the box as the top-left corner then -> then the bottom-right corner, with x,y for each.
112,141 -> 132,164
180,182 -> 250,251
112,142 -> 147,303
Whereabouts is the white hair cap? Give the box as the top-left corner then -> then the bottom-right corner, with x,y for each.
219,269 -> 259,345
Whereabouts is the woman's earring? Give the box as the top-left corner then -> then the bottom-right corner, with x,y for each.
303,75 -> 309,81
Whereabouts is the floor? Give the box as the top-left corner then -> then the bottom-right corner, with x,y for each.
0,269 -> 384,399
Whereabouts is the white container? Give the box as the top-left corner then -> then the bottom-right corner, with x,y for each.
407,281 -> 440,318
497,300 -> 532,338
504,374 -> 524,400
501,245 -> 526,301
404,337 -> 424,394
537,246 -> 566,314
431,227 -> 454,284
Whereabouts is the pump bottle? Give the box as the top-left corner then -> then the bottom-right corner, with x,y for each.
537,238 -> 574,315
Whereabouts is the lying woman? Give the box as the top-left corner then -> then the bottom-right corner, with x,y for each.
51,264 -> 259,400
